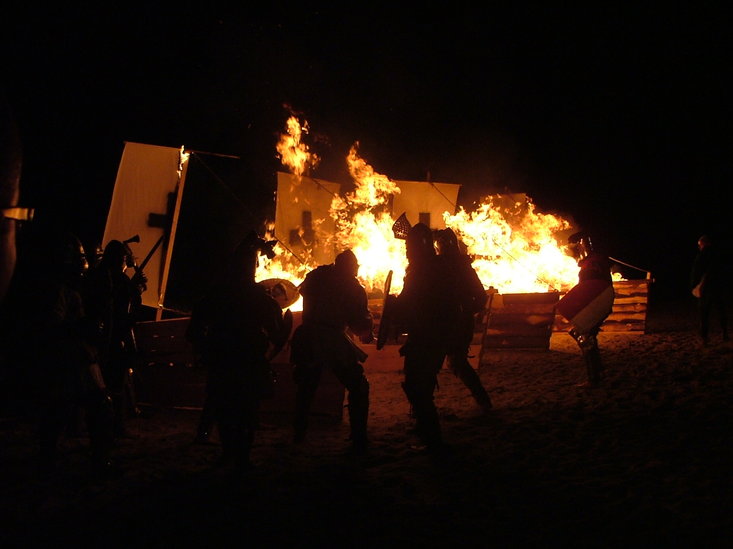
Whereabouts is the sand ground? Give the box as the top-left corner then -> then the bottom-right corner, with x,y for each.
1,297 -> 732,547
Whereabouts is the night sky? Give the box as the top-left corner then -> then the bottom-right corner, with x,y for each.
3,7 -> 730,298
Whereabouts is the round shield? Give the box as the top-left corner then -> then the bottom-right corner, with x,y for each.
259,278 -> 300,309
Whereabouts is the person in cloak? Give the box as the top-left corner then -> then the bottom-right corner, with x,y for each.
690,234 -> 729,346
186,232 -> 289,472
559,232 -> 615,387
394,223 -> 462,453
434,228 -> 493,414
290,249 -> 374,455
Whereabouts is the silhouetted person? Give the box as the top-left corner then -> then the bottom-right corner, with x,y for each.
435,228 -> 493,413
185,232 -> 289,472
290,249 -> 374,454
558,232 -> 614,387
83,240 -> 146,438
5,226 -> 118,478
690,234 -> 729,345
395,223 -> 462,453
189,276 -> 296,445
0,91 -> 28,303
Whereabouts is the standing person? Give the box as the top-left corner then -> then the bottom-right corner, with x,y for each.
557,232 -> 615,387
394,223 -> 462,453
0,91 -> 29,304
6,226 -> 118,478
434,228 -> 493,414
83,239 -> 146,438
186,232 -> 289,472
690,234 -> 729,345
290,249 -> 374,455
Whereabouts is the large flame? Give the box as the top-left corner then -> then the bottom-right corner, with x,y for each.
326,143 -> 406,294
257,115 -> 619,310
275,116 -> 320,178
444,197 -> 580,294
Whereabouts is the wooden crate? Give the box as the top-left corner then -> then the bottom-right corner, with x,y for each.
132,318 -> 202,408
132,313 -> 345,420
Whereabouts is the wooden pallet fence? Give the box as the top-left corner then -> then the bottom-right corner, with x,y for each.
480,291 -> 561,359
553,279 -> 650,333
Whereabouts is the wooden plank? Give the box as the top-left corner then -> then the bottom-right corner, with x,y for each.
134,318 -> 194,367
482,291 -> 558,351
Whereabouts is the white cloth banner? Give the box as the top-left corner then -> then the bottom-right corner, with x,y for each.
103,142 -> 186,309
391,180 -> 460,228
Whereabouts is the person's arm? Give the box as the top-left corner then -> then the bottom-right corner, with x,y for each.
347,282 -> 374,343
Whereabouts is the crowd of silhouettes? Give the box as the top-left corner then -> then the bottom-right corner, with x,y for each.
2,223 -> 123,478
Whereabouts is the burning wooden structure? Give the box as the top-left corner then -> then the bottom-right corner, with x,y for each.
106,134 -> 652,411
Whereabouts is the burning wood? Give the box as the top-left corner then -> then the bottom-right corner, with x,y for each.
259,115 -> 617,312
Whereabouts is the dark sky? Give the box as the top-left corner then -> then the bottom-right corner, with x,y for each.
3,7 -> 731,296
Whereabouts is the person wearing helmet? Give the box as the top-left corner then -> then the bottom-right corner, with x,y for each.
558,231 -> 614,387
290,248 -> 374,454
186,231 -> 289,471
395,223 -> 462,453
690,234 -> 729,345
4,225 -> 118,478
83,239 -> 147,438
435,228 -> 493,414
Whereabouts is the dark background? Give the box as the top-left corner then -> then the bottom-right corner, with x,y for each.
3,7 -> 730,299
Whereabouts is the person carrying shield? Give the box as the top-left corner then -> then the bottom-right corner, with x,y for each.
557,232 -> 615,387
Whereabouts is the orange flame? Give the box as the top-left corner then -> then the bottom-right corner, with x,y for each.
258,115 -> 615,308
275,116 -> 320,178
326,144 -> 406,294
444,197 -> 580,293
